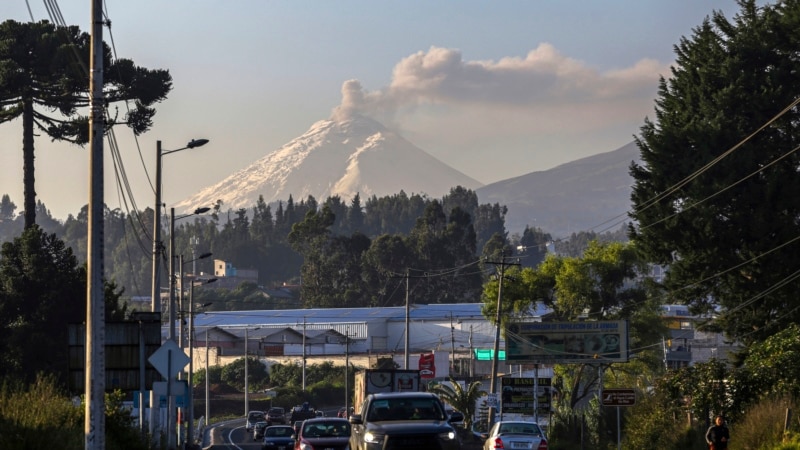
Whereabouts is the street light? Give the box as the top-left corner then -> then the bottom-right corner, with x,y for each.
149,138 -> 208,447
151,139 -> 208,314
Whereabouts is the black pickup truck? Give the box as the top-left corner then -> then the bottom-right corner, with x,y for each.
349,392 -> 463,450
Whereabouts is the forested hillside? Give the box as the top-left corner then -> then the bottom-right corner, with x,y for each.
0,188 -> 628,309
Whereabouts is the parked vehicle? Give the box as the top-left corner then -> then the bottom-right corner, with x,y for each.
267,407 -> 287,425
482,421 -> 548,450
253,421 -> 269,440
294,417 -> 351,450
352,369 -> 421,414
349,391 -> 462,450
261,425 -> 295,450
246,410 -> 265,432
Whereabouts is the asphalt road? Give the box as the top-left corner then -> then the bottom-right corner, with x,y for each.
203,408 -> 343,449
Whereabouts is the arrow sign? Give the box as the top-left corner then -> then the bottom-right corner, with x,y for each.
148,339 -> 190,379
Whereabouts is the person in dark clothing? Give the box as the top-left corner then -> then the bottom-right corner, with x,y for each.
705,415 -> 730,449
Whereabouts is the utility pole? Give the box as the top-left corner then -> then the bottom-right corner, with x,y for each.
344,327 -> 351,413
450,313 -> 456,376
86,1 -> 106,447
302,317 -> 307,391
487,251 -> 519,427
404,270 -> 410,369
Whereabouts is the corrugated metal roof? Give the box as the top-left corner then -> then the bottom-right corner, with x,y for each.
191,303 -> 552,327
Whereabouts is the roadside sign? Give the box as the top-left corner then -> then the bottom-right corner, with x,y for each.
153,380 -> 187,407
148,339 -> 190,379
601,388 -> 636,406
486,392 -> 499,408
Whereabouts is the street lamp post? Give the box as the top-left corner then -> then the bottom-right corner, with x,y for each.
149,138 -> 208,445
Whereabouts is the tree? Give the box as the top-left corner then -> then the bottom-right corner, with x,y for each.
0,20 -> 172,228
628,1 -> 800,345
0,226 -> 126,384
482,241 -> 665,409
429,377 -> 485,431
221,356 -> 269,391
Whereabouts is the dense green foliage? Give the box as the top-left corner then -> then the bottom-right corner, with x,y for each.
628,0 -> 800,345
0,187 -> 514,309
0,226 -> 127,385
624,324 -> 800,449
0,20 -> 172,228
221,356 -> 269,392
0,375 -> 149,450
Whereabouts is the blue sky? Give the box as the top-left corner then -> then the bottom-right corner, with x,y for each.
1,1 -> 752,220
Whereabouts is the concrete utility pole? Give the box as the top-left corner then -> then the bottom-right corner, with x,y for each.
487,251 -> 519,427
404,270 -> 409,369
302,317 -> 307,391
86,0 -> 106,447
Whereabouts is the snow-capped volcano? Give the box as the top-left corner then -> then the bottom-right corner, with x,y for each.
173,115 -> 482,213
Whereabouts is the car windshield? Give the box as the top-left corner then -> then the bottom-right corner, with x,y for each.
265,426 -> 293,437
269,408 -> 284,415
366,397 -> 446,421
498,423 -> 541,436
302,421 -> 351,437
248,412 -> 264,421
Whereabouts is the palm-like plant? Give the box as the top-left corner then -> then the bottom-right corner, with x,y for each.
430,377 -> 485,431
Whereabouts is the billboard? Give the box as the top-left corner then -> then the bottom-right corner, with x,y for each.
501,377 -> 551,415
505,320 -> 629,363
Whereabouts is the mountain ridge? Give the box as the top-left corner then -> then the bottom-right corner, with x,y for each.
176,115 -> 639,235
174,115 -> 482,213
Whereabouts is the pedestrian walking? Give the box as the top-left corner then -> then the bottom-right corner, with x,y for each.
705,415 -> 730,450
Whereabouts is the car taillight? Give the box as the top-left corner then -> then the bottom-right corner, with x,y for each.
492,437 -> 505,449
537,438 -> 548,450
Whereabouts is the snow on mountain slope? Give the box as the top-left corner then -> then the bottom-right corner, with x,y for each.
174,115 -> 482,213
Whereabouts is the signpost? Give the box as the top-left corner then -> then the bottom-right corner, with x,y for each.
601,388 -> 636,407
601,388 -> 636,450
148,339 -> 190,446
501,377 -> 551,417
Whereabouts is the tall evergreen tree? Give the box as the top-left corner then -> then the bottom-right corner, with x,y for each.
0,226 -> 126,384
0,20 -> 172,228
629,0 -> 800,344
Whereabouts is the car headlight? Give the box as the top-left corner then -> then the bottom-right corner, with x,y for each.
438,431 -> 457,441
364,431 -> 385,444
298,443 -> 312,450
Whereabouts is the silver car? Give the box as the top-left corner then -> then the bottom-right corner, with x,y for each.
483,421 -> 548,450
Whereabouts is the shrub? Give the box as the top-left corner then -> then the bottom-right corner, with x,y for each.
730,396 -> 798,450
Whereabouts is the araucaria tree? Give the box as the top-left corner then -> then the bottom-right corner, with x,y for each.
0,19 -> 172,228
629,0 -> 800,345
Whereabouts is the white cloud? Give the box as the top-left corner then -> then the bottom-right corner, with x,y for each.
332,44 -> 668,118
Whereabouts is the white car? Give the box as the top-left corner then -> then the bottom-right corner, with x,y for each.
483,420 -> 548,450
246,410 -> 265,432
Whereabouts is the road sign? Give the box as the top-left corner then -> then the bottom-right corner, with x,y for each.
148,339 -> 190,379
486,392 -> 499,408
153,381 -> 187,407
601,388 -> 636,406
